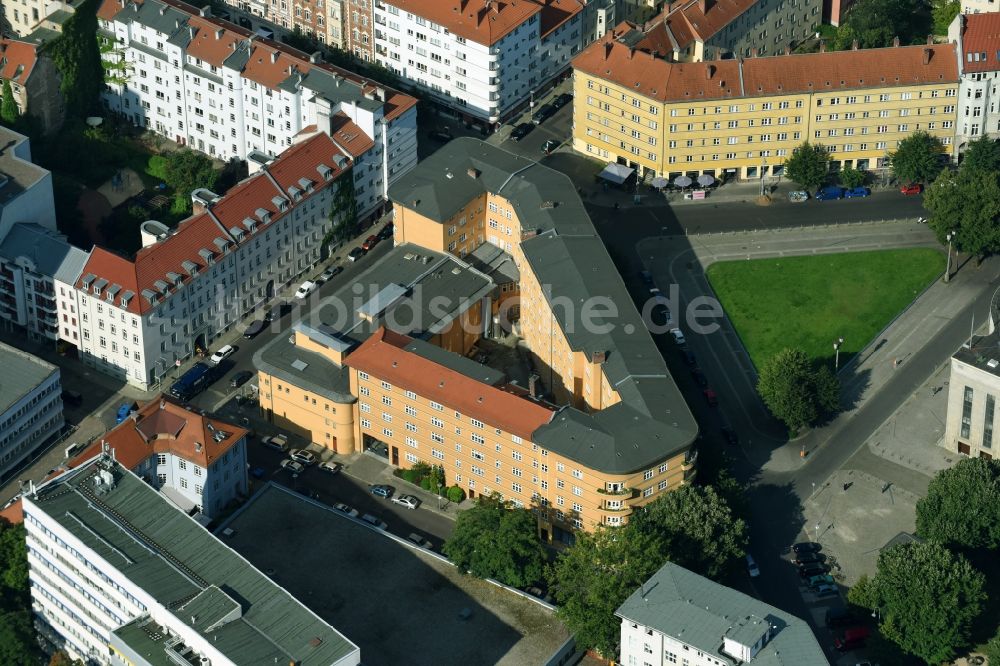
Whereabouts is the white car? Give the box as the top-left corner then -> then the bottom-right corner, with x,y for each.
289,448 -> 316,465
333,502 -> 358,517
209,344 -> 235,364
319,461 -> 342,474
670,328 -> 686,345
392,494 -> 420,510
279,459 -> 304,474
294,280 -> 318,299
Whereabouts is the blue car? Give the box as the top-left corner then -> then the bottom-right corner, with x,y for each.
844,187 -> 870,198
815,186 -> 844,201
115,402 -> 138,424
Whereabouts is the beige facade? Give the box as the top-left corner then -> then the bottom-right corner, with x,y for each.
945,334 -> 1000,460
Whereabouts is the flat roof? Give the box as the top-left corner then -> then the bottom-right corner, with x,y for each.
953,330 -> 1000,378
0,127 -> 49,211
0,341 -> 58,416
25,456 -> 359,666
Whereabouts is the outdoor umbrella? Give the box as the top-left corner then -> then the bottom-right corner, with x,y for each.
650,176 -> 669,189
697,174 -> 716,187
673,175 -> 693,188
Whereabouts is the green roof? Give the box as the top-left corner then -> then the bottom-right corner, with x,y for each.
26,457 -> 358,666
616,563 -> 829,666
388,139 -> 697,474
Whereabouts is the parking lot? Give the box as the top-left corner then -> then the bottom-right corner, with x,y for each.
219,485 -> 570,666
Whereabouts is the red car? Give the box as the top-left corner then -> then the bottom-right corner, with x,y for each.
703,388 -> 718,406
361,235 -> 380,251
900,183 -> 922,195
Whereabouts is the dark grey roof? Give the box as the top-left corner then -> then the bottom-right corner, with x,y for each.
466,243 -> 519,283
953,329 -> 1000,378
0,341 -> 58,415
0,127 -> 49,210
0,223 -> 88,281
120,0 -> 190,38
617,563 -> 829,666
299,69 -> 383,112
26,457 -> 359,665
387,139 -> 697,474
403,338 -> 505,386
253,331 -> 355,405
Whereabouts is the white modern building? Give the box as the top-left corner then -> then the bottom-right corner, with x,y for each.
0,341 -> 63,483
0,126 -> 55,240
961,0 -> 1000,14
949,12 -> 1000,155
70,396 -> 249,519
97,0 -> 418,221
24,454 -> 360,665
64,131 -> 354,389
372,0 -> 586,127
617,562 -> 828,666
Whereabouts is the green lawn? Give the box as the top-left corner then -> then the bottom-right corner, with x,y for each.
705,249 -> 945,369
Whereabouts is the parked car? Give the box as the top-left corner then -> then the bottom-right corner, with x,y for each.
244,319 -> 267,339
746,553 -> 760,578
362,235 -> 380,251
798,563 -> 830,578
263,302 -> 292,321
61,390 -> 83,407
551,92 -> 573,109
378,223 -> 394,240
792,541 -> 822,554
333,502 -> 358,517
370,484 -> 394,498
294,280 -> 318,299
703,388 -> 718,406
825,606 -> 856,628
794,551 -> 825,565
808,573 -> 836,588
669,328 -> 686,345
261,433 -> 289,452
845,187 -> 870,198
209,344 -> 235,365
427,130 -> 454,142
531,103 -> 555,124
682,349 -> 697,366
347,247 -> 366,261
815,186 -> 845,200
690,368 -> 708,387
788,190 -> 809,202
229,370 -> 253,388
541,139 -> 559,154
720,425 -> 739,446
250,466 -> 267,479
288,448 -> 315,465
900,183 -> 923,195
640,270 -> 654,287
407,532 -> 433,549
319,461 -> 343,474
320,265 -> 343,282
814,584 -> 840,598
392,494 -> 420,510
115,402 -> 138,424
834,627 -> 870,651
280,459 -> 305,474
361,513 -> 388,530
511,123 -> 534,141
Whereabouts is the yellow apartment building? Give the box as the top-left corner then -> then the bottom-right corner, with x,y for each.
572,26 -> 960,181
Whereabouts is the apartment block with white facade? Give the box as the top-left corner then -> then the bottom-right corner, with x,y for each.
23,454 -> 359,665
62,131 -> 354,389
0,341 -> 63,482
70,396 -> 248,519
372,0 -> 585,127
97,0 -> 417,221
949,12 -> 1000,154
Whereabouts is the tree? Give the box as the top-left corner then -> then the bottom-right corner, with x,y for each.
838,166 -> 866,189
832,0 -> 931,49
923,168 -> 1000,258
443,494 -> 546,588
757,348 -> 841,431
784,142 -> 830,190
851,542 -> 985,664
446,485 -> 465,503
0,80 -> 19,126
960,136 -> 1000,175
548,527 -> 663,657
44,0 -> 103,118
931,0 -> 961,35
889,131 -> 945,184
985,628 -> 1000,666
0,610 -> 40,665
49,651 -> 85,666
162,150 -> 220,212
916,457 -> 1000,549
630,485 -> 747,580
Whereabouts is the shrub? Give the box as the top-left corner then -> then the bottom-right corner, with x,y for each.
147,155 -> 169,181
447,485 -> 466,503
419,476 -> 433,491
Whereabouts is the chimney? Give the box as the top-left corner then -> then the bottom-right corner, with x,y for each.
199,4 -> 211,17
851,39 -> 858,51
628,47 -> 634,60
604,41 -> 613,60
698,0 -> 710,12
467,167 -> 481,178
751,47 -> 758,57
528,374 -> 541,399
927,34 -> 934,45
705,64 -> 715,79
591,350 -> 607,364
784,46 -> 791,55
159,5 -> 166,14
923,47 -> 932,65
310,50 -> 323,64
818,40 -> 825,53
893,36 -> 900,47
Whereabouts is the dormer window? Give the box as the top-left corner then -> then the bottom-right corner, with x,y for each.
271,196 -> 288,212
298,177 -> 314,194
198,248 -> 215,265
182,260 -> 198,277
121,290 -> 135,308
255,207 -> 271,223
317,164 -> 333,181
243,217 -> 257,232
287,185 -> 302,202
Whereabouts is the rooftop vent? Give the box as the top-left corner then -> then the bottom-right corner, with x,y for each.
988,359 -> 999,369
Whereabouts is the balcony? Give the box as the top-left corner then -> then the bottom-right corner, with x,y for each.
597,486 -> 636,497
683,449 -> 698,470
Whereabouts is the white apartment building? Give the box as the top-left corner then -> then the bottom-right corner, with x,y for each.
372,0 -> 585,127
962,0 -> 1000,14
0,126 -> 55,239
97,0 -> 418,221
949,12 -> 1000,154
24,454 -> 360,665
0,341 -> 63,483
70,397 -> 249,519
63,131 -> 354,389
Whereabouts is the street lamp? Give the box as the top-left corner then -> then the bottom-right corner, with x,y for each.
944,229 -> 956,283
833,337 -> 844,371
759,159 -> 768,197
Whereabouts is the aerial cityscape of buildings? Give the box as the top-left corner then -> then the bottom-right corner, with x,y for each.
1,0 -> 1000,663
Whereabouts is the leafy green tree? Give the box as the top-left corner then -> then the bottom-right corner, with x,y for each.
832,0 -> 931,49
931,0 -> 960,35
923,168 -> 1000,258
984,628 -> 1000,666
0,80 -> 19,126
838,166 -> 866,189
889,131 -> 945,184
329,177 -> 359,241
0,523 -> 28,603
0,610 -> 39,664
49,651 -> 85,666
916,457 -> 1000,549
548,527 -> 663,657
630,485 -> 747,580
443,494 -> 546,588
446,485 -> 465,503
960,136 -> 1000,175
851,542 -> 985,664
163,150 -> 220,212
45,0 -> 103,118
757,348 -> 841,431
784,142 -> 830,190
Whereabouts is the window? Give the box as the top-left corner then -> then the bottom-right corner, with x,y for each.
644,469 -> 654,480
962,386 -> 975,439
985,395 -> 995,450
157,454 -> 167,465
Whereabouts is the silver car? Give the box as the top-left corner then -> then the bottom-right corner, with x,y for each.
392,494 -> 420,510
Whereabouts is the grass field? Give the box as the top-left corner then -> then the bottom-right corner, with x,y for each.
705,249 -> 945,369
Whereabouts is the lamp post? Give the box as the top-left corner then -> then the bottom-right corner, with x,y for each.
759,159 -> 767,197
833,337 -> 844,371
944,230 -> 956,283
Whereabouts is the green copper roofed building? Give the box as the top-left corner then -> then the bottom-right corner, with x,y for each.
617,563 -> 829,666
23,453 -> 360,665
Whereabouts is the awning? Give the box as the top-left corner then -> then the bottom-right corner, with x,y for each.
598,163 -> 635,185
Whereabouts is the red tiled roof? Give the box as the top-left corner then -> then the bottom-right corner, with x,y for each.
676,0 -> 756,45
0,499 -> 23,525
346,328 -> 556,440
329,114 -> 376,157
959,13 -> 1000,73
77,247 -> 143,315
185,15 -> 245,68
71,395 -> 247,470
537,0 -> 584,39
0,39 -> 37,85
382,0 -> 543,46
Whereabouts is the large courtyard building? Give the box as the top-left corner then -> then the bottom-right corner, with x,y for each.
572,26 -> 959,181
97,0 -> 418,221
949,12 -> 1000,154
24,454 -> 360,665
0,341 -> 63,483
254,138 -> 698,541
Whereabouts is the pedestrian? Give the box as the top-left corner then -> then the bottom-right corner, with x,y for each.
893,358 -> 899,369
